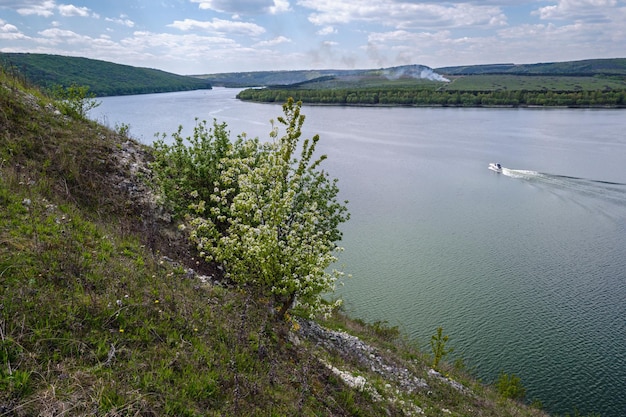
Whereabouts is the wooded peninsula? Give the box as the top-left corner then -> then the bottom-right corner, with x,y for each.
230,59 -> 626,107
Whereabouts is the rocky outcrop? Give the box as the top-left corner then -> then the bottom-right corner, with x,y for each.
297,319 -> 429,394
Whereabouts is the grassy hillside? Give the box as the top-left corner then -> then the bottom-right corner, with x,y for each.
0,64 -> 564,416
0,53 -> 212,96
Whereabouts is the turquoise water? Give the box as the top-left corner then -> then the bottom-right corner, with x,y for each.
91,89 -> 626,416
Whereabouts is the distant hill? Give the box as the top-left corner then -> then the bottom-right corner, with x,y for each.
436,58 -> 626,76
198,59 -> 626,88
195,64 -> 448,87
0,53 -> 212,96
194,69 -> 341,87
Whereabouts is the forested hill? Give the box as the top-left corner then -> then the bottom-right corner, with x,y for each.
436,58 -> 626,76
0,52 -> 212,96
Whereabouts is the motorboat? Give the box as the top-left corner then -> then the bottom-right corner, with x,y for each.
488,162 -> 503,173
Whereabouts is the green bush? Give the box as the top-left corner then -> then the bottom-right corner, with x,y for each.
50,83 -> 100,118
430,326 -> 453,370
496,371 -> 526,400
151,118 -> 235,219
188,99 -> 349,319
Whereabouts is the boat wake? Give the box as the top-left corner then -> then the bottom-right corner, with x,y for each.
500,168 -> 626,217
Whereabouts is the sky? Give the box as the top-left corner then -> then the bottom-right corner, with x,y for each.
1,0 -> 625,75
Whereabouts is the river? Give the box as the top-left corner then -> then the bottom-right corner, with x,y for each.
90,88 -> 626,417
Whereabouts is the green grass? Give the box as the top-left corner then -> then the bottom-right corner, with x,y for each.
0,163 -> 366,415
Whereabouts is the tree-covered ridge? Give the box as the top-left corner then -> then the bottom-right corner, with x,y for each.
0,52 -> 212,96
237,86 -> 626,107
436,58 -> 626,76
441,74 -> 626,91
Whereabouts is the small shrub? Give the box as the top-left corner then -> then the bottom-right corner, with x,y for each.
370,320 -> 400,342
495,371 -> 526,400
430,326 -> 453,370
115,122 -> 131,137
50,83 -> 100,119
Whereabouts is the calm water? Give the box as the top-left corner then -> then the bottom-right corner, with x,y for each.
90,88 -> 626,417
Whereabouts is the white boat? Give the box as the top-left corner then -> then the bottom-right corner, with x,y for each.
488,162 -> 503,173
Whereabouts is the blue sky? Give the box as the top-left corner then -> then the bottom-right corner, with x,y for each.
1,0 -> 625,75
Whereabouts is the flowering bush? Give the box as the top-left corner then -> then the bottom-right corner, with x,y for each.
154,98 -> 349,319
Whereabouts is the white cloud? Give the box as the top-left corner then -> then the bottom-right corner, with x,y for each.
254,35 -> 291,47
298,0 -> 507,29
117,31 -> 257,72
122,31 -> 237,51
317,25 -> 336,36
14,0 -> 56,17
189,0 -> 285,14
534,0 -> 619,22
268,0 -> 290,14
105,15 -> 135,28
58,4 -> 91,17
37,27 -> 90,45
11,28 -> 247,73
0,1 -> 99,18
190,0 -> 222,11
0,18 -> 28,40
168,18 -> 266,36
